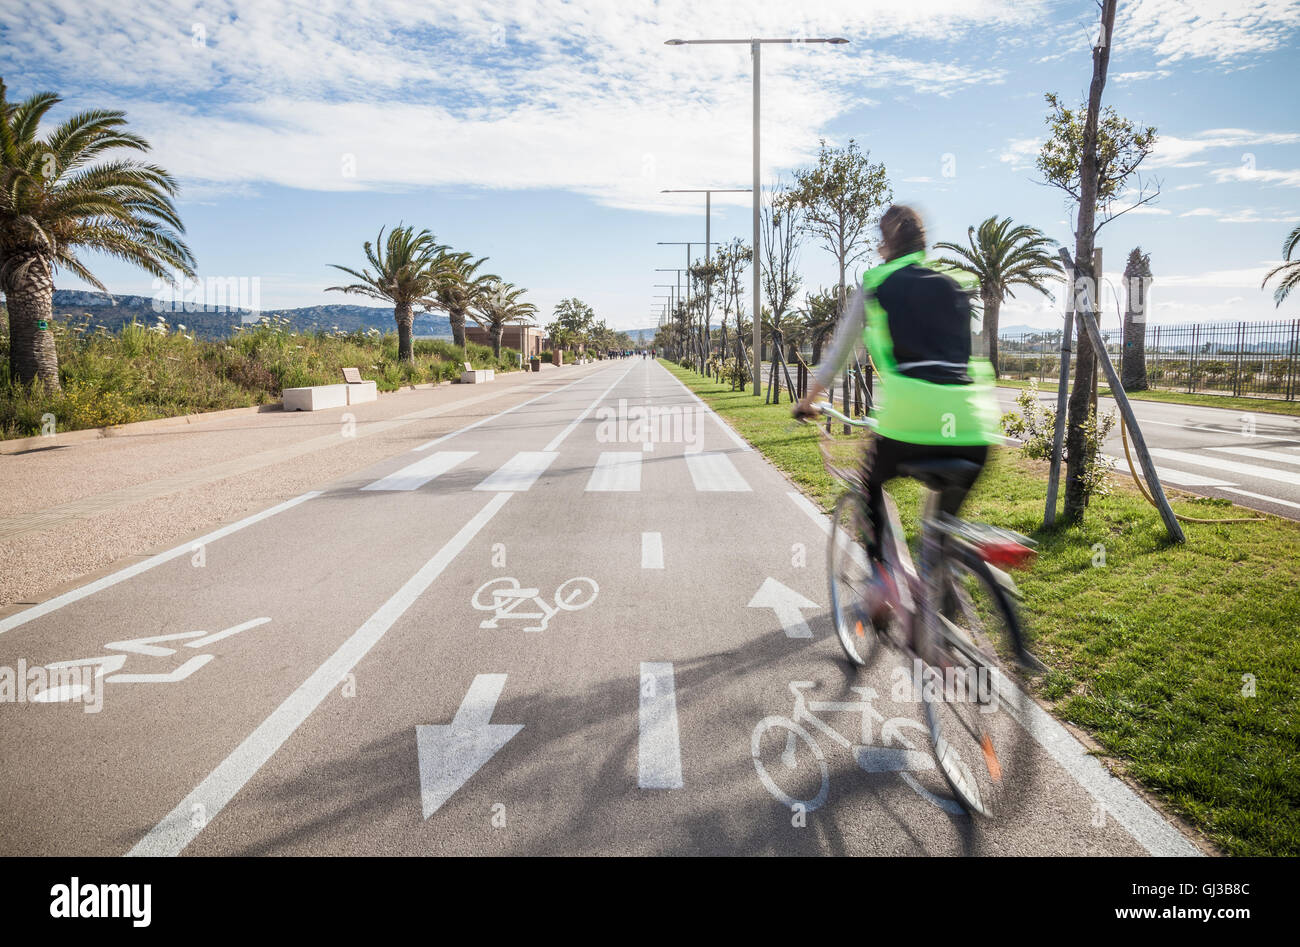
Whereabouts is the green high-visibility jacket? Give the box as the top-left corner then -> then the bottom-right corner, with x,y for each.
862,252 -> 1002,446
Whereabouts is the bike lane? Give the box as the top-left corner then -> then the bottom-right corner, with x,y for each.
174,358 -> 1167,855
0,362 -> 622,855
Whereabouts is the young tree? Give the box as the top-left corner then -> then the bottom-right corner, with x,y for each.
548,297 -> 595,354
799,287 -> 839,366
1036,0 -> 1159,522
783,139 -> 891,308
932,216 -> 1062,375
0,81 -> 196,389
328,225 -> 449,363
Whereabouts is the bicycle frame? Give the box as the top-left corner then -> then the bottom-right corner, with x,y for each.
787,681 -> 884,748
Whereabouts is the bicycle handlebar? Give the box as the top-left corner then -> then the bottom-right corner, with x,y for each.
812,401 -> 875,428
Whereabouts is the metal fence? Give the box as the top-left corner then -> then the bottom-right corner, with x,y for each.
997,319 -> 1300,401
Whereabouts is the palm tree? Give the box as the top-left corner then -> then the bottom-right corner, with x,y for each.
0,80 -> 196,390
432,250 -> 498,347
933,216 -> 1062,376
472,281 -> 537,359
799,286 -> 839,366
326,225 -> 448,363
1262,223 -> 1300,307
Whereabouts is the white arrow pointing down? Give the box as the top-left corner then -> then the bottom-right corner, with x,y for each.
747,578 -> 820,639
416,674 -> 522,819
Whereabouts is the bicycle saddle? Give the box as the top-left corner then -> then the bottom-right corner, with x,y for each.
897,458 -> 980,490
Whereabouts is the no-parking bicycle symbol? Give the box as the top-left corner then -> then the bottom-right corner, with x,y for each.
471,577 -> 599,633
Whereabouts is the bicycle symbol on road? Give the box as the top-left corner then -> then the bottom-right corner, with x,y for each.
751,680 -> 963,814
472,577 -> 599,633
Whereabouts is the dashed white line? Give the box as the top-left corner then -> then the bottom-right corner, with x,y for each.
641,532 -> 664,569
638,662 -> 683,790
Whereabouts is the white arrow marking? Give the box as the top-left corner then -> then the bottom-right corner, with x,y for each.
747,578 -> 820,639
416,674 -> 522,819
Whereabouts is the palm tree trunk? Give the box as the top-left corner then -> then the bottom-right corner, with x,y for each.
395,301 -> 415,364
4,253 -> 61,391
450,308 -> 467,348
491,325 -> 503,359
982,289 -> 1001,377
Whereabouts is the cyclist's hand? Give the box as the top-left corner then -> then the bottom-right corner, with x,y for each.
792,399 -> 819,423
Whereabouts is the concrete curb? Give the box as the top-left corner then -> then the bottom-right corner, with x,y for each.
0,376 -> 516,455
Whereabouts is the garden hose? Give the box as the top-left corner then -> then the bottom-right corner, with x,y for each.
1118,413 -> 1265,524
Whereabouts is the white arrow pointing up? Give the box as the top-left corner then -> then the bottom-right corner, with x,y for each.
747,578 -> 820,639
416,674 -> 522,819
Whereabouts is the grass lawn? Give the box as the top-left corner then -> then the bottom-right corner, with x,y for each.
664,359 -> 1300,856
995,378 -> 1300,418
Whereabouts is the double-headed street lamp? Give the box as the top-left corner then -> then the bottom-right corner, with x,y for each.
657,240 -> 720,368
665,36 -> 849,394
662,188 -> 751,365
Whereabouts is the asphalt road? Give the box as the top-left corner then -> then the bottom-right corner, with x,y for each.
0,359 -> 1201,856
1004,388 -> 1300,519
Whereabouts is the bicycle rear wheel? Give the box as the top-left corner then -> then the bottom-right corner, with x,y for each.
828,491 -> 881,667
922,544 -> 1031,818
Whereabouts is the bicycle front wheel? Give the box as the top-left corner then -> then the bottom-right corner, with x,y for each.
828,491 -> 880,668
922,545 -> 1032,819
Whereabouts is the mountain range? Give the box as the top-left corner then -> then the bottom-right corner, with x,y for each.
47,290 -> 453,339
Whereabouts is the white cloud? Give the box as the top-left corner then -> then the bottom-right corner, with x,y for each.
1178,206 -> 1300,223
1121,0 -> 1300,64
998,137 -> 1041,171
1147,129 -> 1300,168
1112,70 -> 1172,82
1211,165 -> 1300,188
0,0 -> 1039,211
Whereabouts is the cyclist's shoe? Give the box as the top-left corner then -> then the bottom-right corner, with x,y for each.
861,564 -> 899,628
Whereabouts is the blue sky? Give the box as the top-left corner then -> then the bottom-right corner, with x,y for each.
3,0 -> 1298,333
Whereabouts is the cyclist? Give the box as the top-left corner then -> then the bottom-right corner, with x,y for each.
793,204 -> 1002,624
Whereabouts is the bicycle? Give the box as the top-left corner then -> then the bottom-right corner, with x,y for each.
809,399 -> 1041,818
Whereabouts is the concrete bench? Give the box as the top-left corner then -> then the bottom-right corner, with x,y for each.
341,367 -> 377,404
283,384 -> 348,411
461,360 -> 494,384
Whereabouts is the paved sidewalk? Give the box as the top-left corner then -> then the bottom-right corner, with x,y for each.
0,363 -> 603,608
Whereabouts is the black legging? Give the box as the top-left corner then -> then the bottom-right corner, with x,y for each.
858,435 -> 989,561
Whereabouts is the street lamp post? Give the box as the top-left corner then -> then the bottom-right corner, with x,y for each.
662,189 -> 751,373
665,37 -> 848,394
658,241 -> 720,371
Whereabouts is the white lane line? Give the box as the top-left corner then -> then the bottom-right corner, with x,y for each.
1209,446 -> 1300,467
1103,456 -> 1236,487
127,490 -> 513,857
1149,448 -> 1300,486
587,452 -> 642,492
641,532 -> 664,569
638,661 -> 683,789
785,489 -> 1202,857
543,363 -> 635,452
473,452 -> 558,492
361,451 -> 475,491
685,451 -> 751,492
413,370 -> 601,452
1219,487 -> 1300,511
657,361 -> 752,452
0,492 -> 321,637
